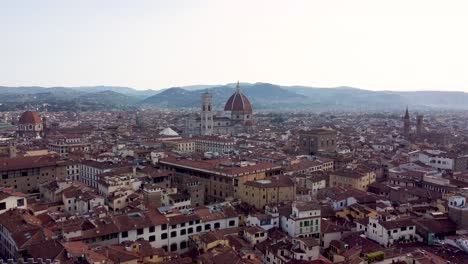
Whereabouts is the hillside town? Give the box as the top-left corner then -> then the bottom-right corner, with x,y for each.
0,88 -> 467,264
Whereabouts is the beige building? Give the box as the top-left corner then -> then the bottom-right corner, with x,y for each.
164,139 -> 196,153
159,156 -> 282,203
0,141 -> 16,158
47,134 -> 90,158
193,136 -> 235,154
237,175 -> 295,210
329,165 -> 376,191
0,155 -> 67,193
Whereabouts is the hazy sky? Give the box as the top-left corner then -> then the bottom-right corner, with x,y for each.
1,0 -> 468,91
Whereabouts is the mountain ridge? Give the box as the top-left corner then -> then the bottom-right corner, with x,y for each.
1,84 -> 467,111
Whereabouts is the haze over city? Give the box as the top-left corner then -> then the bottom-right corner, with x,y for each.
0,2 -> 468,264
1,0 -> 468,92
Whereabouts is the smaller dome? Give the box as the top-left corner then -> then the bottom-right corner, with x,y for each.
159,127 -> 179,136
19,111 -> 42,124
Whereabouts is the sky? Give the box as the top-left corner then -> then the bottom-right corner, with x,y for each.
1,0 -> 468,92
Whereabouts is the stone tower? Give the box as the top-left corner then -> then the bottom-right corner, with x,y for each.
403,107 -> 410,137
416,114 -> 424,136
200,92 -> 214,135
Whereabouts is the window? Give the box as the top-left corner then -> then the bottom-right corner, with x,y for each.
188,227 -> 193,234
214,222 -> 220,229
180,222 -> 186,227
170,243 -> 177,252
196,226 -> 202,232
137,228 -> 144,235
180,241 -> 187,249
122,231 -> 128,238
171,231 -> 177,237
401,227 -> 407,231
189,221 -> 194,225
180,229 -> 186,235
171,224 -> 177,229
17,198 -> 25,207
161,233 -> 167,239
229,220 -> 235,226
149,235 -> 155,242
161,224 -> 167,230
205,224 -> 211,231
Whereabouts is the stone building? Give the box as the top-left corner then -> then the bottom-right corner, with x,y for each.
237,175 -> 295,210
299,128 -> 337,155
329,165 -> 377,191
448,195 -> 468,229
0,155 -> 67,193
159,156 -> 282,203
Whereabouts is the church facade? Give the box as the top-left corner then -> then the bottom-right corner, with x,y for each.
185,83 -> 255,135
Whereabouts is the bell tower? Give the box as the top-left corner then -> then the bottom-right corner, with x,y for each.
201,92 -> 214,135
403,107 -> 410,137
416,114 -> 423,136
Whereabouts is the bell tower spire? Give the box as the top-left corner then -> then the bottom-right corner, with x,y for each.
403,107 -> 411,138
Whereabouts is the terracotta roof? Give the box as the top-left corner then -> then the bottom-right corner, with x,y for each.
244,176 -> 294,188
160,156 -> 281,177
0,155 -> 61,171
224,84 -> 253,113
19,111 -> 42,124
379,218 -> 415,230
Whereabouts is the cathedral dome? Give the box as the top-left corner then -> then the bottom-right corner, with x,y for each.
224,83 -> 253,113
18,111 -> 42,124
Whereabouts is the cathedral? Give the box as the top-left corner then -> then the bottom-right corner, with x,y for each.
17,111 -> 45,138
185,82 -> 255,135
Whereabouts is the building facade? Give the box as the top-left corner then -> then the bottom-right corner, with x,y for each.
299,129 -> 337,155
237,175 -> 295,210
0,155 -> 67,193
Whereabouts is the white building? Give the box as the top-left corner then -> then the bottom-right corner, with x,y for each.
79,160 -> 127,189
62,186 -> 105,215
409,150 -> 456,171
279,201 -> 321,238
246,213 -> 279,230
263,238 -> 320,263
62,205 -> 239,253
0,190 -> 27,215
360,216 -> 417,247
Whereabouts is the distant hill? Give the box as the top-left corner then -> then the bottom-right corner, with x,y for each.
0,86 -> 141,110
141,83 -> 306,109
76,90 -> 138,106
1,83 -> 467,111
